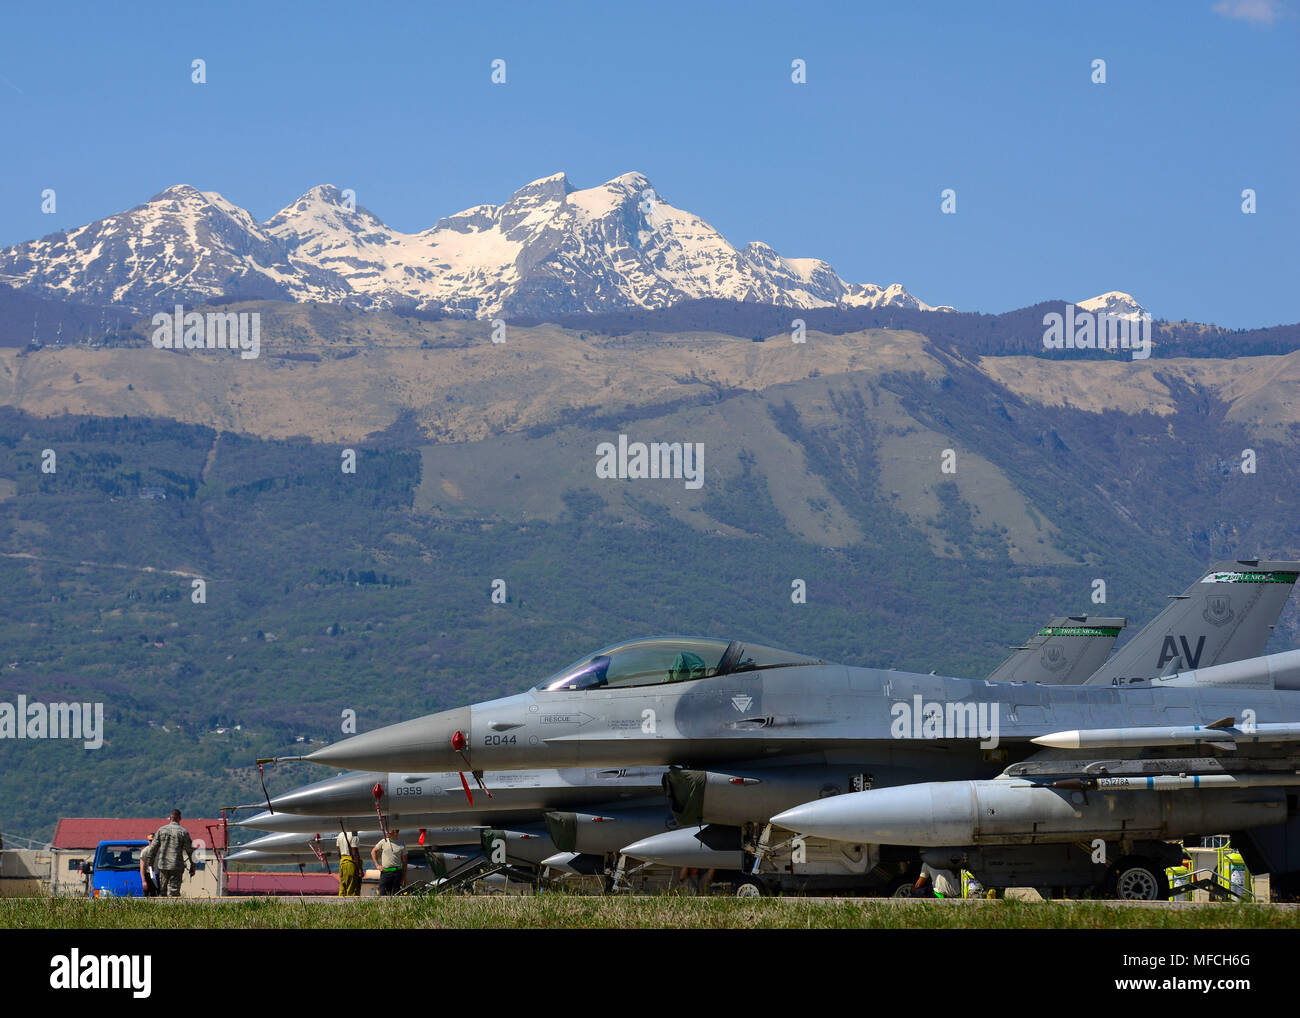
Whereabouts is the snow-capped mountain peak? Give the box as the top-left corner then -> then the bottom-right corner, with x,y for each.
0,172 -> 952,318
1077,291 -> 1147,319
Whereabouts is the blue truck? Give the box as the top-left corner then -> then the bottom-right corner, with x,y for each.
85,840 -> 147,897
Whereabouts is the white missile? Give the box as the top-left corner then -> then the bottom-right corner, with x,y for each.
1032,721 -> 1300,750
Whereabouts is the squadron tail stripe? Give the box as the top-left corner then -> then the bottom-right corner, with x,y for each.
1201,571 -> 1299,583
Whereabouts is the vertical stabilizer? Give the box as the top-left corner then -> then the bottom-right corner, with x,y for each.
1083,560 -> 1300,686
985,616 -> 1125,684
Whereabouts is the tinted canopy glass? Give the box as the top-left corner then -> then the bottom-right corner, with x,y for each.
534,637 -> 821,691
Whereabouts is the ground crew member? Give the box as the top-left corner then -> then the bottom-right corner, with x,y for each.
914,861 -> 961,898
370,829 -> 407,896
139,833 -> 159,896
141,809 -> 195,897
336,829 -> 363,896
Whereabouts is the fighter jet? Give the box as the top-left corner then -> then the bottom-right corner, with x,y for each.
230,826 -> 487,854
238,763 -> 681,879
227,823 -> 568,884
288,561 -> 1297,772
249,765 -> 666,817
225,846 -> 482,871
272,561 -> 1300,897
250,615 -> 1122,892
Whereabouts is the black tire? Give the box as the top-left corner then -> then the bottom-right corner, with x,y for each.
1108,857 -> 1170,901
733,878 -> 766,898
883,875 -> 917,898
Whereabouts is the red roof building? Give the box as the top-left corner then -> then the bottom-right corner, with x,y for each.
49,817 -> 230,897
50,818 -> 349,896
52,817 -> 229,851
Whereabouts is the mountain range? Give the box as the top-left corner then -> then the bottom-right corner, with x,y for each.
0,172 -> 1148,322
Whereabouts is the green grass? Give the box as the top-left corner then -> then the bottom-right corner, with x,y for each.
3,896 -> 1297,930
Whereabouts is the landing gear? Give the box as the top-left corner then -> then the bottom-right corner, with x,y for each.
1107,857 -> 1170,901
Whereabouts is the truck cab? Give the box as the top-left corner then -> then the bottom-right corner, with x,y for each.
86,840 -> 147,898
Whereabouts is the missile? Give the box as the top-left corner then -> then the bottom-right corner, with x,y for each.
1149,648 -> 1300,692
771,778 -> 1286,846
620,825 -> 744,870
1032,720 -> 1300,750
1052,773 -> 1300,792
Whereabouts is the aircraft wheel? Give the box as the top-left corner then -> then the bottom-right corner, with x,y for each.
734,879 -> 765,898
1109,858 -> 1169,901
885,875 -> 916,898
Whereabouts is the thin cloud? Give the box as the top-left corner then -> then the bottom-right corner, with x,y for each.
1212,0 -> 1286,24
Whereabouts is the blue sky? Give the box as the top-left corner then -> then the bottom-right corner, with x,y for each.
1,0 -> 1296,327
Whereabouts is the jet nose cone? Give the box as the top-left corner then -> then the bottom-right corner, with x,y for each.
236,811 -> 360,835
233,830 -> 311,853
236,810 -> 312,833
266,771 -> 381,816
304,707 -> 472,772
224,849 -> 269,864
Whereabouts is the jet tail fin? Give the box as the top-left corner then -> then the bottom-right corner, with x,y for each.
1082,559 -> 1300,686
984,616 -> 1124,684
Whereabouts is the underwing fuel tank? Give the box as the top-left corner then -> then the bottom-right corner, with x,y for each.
663,766 -> 857,826
539,852 -> 607,877
620,824 -> 744,870
478,827 -> 557,866
772,779 -> 1289,847
544,806 -> 679,855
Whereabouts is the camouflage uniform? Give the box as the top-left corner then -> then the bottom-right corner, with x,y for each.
142,820 -> 194,897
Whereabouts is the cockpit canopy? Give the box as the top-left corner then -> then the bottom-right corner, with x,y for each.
534,637 -> 823,692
